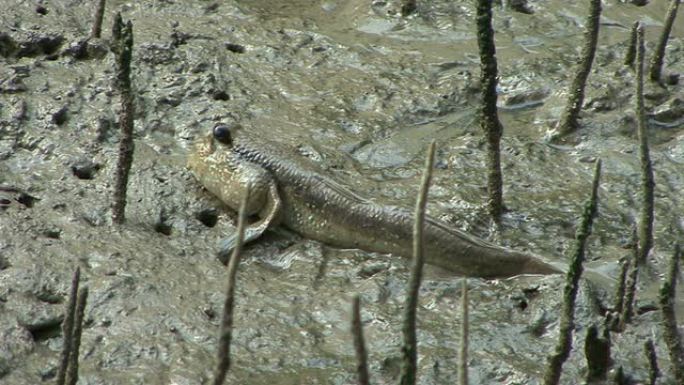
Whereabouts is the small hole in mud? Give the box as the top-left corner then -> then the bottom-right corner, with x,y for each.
225,43 -> 245,54
0,255 -> 10,270
211,90 -> 230,101
195,209 -> 218,228
26,318 -> 63,342
516,299 -> 528,311
51,107 -> 68,126
71,160 -> 100,180
17,193 -> 37,208
35,290 -> 62,304
203,307 -> 216,320
40,367 -> 57,381
637,304 -> 659,315
155,222 -> 172,236
43,228 -> 61,239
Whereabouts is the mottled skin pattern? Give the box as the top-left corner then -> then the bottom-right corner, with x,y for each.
188,124 -> 565,278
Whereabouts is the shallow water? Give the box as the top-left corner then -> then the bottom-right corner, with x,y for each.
1,0 -> 683,384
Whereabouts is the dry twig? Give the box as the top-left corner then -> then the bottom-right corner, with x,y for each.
543,160 -> 601,385
398,141 -> 436,385
213,190 -> 249,385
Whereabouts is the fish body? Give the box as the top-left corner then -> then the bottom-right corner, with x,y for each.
188,124 -> 564,278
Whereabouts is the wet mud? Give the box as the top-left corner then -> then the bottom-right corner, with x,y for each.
1,0 -> 683,384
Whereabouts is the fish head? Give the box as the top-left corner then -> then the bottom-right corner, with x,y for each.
187,123 -> 270,216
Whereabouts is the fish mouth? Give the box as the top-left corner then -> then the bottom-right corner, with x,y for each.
187,132 -> 216,174
195,132 -> 216,157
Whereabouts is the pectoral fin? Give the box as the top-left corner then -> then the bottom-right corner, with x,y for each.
218,182 -> 281,262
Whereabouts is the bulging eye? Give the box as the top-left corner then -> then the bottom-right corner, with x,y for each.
212,124 -> 233,145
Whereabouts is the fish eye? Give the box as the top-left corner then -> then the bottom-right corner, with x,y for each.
212,124 -> 233,145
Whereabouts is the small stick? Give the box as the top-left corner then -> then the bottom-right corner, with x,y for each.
458,278 -> 469,385
619,227 -> 639,330
56,267 -> 80,385
542,159 -> 601,385
644,339 -> 660,385
476,0 -> 504,220
584,324 -> 611,382
90,0 -> 107,39
212,190 -> 249,385
612,366 -> 626,385
635,23 -> 655,266
398,141 -> 436,385
351,294 -> 370,385
111,14 -> 135,224
66,286 -> 89,385
659,244 -> 684,383
624,21 -> 639,68
550,0 -> 602,139
648,0 -> 681,82
611,258 -> 629,328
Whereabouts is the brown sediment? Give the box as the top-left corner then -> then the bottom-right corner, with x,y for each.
398,141 -> 435,385
542,159 -> 601,385
476,0 -> 504,221
2,1 -> 684,383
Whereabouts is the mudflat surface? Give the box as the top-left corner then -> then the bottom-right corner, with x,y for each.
1,0 -> 683,384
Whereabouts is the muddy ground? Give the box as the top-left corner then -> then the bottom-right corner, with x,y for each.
1,0 -> 683,384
